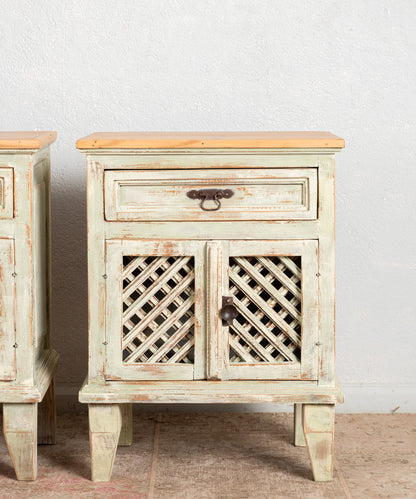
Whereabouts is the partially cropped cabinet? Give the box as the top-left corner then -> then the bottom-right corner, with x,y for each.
78,132 -> 344,482
0,132 -> 59,480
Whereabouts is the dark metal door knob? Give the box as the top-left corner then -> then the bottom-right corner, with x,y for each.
220,297 -> 238,326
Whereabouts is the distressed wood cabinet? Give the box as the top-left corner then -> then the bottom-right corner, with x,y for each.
0,132 -> 59,480
78,132 -> 344,482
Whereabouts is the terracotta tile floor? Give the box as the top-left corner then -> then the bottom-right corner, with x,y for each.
0,412 -> 414,498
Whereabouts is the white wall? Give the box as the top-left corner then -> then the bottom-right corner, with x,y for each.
1,0 -> 415,412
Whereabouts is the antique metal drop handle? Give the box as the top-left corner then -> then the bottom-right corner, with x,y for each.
187,188 -> 234,211
220,297 -> 238,326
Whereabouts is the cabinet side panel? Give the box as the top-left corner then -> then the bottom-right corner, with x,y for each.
14,154 -> 34,382
317,156 -> 336,385
32,156 -> 51,364
87,159 -> 106,383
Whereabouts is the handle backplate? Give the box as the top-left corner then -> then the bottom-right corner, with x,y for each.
187,188 -> 234,211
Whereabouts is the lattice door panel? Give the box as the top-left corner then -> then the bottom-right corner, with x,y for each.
105,239 -> 204,381
122,255 -> 195,365
222,240 -> 318,381
229,255 -> 302,364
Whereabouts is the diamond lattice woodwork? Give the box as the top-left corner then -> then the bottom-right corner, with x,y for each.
228,255 -> 302,364
121,255 -> 195,364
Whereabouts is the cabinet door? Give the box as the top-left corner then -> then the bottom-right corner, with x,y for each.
104,239 -> 205,380
0,239 -> 15,380
208,240 -> 319,380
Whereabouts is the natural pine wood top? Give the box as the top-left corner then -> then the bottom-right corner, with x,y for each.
76,132 -> 344,150
0,132 -> 57,150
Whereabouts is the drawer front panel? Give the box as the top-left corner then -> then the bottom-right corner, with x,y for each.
0,167 -> 14,219
104,168 -> 317,222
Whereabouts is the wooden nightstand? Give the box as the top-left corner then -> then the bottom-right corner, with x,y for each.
0,132 -> 59,480
78,132 -> 344,482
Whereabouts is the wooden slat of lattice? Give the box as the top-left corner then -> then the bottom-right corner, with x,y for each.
123,261 -> 194,362
232,297 -> 298,362
147,317 -> 195,363
234,257 -> 301,321
168,337 -> 195,363
122,271 -> 194,348
124,297 -> 194,363
230,320 -> 277,363
123,258 -> 194,340
122,257 -> 195,364
229,257 -> 301,363
257,257 -> 301,299
229,270 -> 301,347
122,256 -> 169,298
123,256 -> 191,322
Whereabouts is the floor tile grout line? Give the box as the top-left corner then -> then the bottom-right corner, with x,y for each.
334,456 -> 354,499
147,413 -> 162,499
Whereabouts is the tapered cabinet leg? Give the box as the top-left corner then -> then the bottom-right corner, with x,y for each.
3,403 -> 38,480
89,404 -> 122,481
294,404 -> 306,446
118,403 -> 133,446
38,378 -> 56,445
303,404 -> 335,482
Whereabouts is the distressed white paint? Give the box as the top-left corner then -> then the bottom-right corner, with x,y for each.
1,1 -> 415,411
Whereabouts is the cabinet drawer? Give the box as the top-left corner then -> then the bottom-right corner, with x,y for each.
0,167 -> 14,219
104,168 -> 317,221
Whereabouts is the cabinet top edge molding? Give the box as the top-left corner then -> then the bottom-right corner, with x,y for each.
0,131 -> 57,150
76,131 -> 345,150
